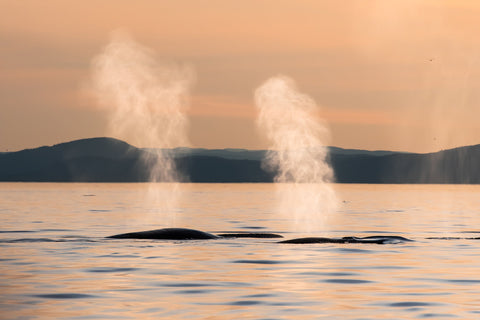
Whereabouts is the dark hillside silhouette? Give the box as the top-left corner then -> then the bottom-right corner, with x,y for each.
1,137 -> 479,183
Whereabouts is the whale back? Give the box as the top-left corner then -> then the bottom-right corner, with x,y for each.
108,228 -> 412,244
108,228 -> 219,240
279,235 -> 413,244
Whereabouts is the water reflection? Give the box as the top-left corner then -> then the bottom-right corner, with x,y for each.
0,183 -> 480,319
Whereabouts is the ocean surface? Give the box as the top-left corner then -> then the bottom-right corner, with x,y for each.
1,183 -> 479,319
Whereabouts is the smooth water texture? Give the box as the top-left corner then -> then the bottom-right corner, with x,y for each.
1,183 -> 480,319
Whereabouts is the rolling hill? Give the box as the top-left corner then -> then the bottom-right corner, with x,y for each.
1,137 -> 479,183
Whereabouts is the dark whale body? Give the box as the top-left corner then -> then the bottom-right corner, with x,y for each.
217,233 -> 283,238
108,228 -> 283,240
279,235 -> 413,244
108,228 -> 219,240
108,228 -> 412,243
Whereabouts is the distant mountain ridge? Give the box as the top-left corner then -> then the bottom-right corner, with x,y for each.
1,137 -> 479,183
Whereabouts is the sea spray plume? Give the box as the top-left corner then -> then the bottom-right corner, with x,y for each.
90,32 -> 194,181
254,75 -> 337,231
89,32 -> 194,224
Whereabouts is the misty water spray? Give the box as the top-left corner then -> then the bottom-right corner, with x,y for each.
89,31 -> 194,225
255,75 -> 337,231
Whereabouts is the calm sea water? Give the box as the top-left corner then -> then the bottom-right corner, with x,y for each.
1,183 -> 479,319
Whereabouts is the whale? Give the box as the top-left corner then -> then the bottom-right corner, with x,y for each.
107,228 -> 414,243
108,228 -> 219,240
279,235 -> 413,244
108,228 -> 284,240
216,232 -> 283,238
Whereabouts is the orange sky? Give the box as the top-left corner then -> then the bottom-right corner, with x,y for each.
1,0 -> 480,152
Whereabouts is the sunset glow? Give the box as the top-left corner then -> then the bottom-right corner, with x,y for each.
2,0 -> 480,152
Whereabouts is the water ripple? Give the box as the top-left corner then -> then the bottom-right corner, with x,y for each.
446,279 -> 480,284
161,283 -> 212,288
173,289 -> 210,294
97,254 -> 140,258
388,302 -> 434,307
337,248 -> 373,253
32,293 -> 96,299
323,279 -> 373,284
420,313 -> 455,318
298,271 -> 358,277
232,259 -> 284,265
86,267 -> 139,273
0,238 -> 98,243
239,226 -> 267,230
229,300 -> 262,306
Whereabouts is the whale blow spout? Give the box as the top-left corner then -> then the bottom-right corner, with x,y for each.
254,75 -> 337,232
89,31 -> 195,225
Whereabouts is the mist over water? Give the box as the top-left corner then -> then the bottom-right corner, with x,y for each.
89,31 -> 194,224
255,75 -> 337,232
